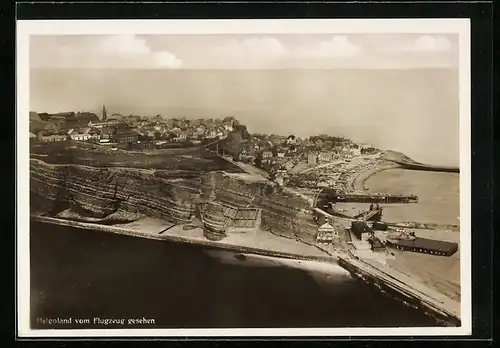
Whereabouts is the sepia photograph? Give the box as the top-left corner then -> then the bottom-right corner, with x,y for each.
17,19 -> 471,337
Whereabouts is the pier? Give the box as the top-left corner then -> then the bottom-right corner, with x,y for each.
333,193 -> 418,204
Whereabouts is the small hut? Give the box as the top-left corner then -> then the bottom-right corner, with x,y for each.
316,222 -> 338,244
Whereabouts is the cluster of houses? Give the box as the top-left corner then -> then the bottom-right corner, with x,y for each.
29,107 -> 238,147
125,114 -> 236,143
232,132 -> 379,182
29,107 -> 135,145
29,109 -> 381,187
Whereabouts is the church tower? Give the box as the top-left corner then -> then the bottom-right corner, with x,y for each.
102,105 -> 107,121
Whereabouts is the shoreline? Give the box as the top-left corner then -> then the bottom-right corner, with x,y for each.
31,214 -> 337,263
351,161 -> 401,192
351,160 -> 460,229
30,214 -> 461,327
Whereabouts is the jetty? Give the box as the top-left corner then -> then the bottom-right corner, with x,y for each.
332,192 -> 418,204
382,151 -> 459,173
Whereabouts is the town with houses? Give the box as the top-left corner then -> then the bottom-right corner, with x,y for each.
29,105 -> 381,186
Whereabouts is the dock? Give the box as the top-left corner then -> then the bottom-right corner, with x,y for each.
333,193 -> 418,204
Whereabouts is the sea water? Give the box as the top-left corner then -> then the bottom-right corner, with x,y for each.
364,169 -> 460,225
29,221 -> 440,329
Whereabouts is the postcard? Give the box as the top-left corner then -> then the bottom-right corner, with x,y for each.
17,18 -> 471,337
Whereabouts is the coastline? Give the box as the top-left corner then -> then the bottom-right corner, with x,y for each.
31,213 -> 337,263
30,213 -> 461,327
351,161 -> 401,192
346,159 -> 461,306
27,150 -> 462,328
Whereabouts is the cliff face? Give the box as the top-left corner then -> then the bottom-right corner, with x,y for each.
30,160 -> 319,242
30,159 -> 200,224
199,172 -> 318,242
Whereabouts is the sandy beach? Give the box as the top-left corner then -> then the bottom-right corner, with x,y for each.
351,161 -> 401,191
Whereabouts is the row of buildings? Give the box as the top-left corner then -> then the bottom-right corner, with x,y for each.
30,107 -> 238,147
122,113 -> 236,142
30,125 -> 141,145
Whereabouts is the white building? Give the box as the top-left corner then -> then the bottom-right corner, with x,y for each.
307,153 -> 317,165
206,130 -> 218,138
175,133 -> 187,142
88,119 -> 121,128
68,127 -> 92,141
351,147 -> 361,157
318,152 -> 334,163
316,222 -> 339,244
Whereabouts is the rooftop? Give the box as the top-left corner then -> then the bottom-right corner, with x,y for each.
390,237 -> 458,254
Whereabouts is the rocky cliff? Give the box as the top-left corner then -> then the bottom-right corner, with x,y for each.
199,172 -> 319,242
30,159 -> 200,224
30,160 -> 319,242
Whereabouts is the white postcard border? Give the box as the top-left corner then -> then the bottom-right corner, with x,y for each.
16,18 -> 471,338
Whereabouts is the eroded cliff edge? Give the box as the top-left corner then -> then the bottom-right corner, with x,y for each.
30,159 -> 319,242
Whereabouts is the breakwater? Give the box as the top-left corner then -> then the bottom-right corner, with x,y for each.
382,151 -> 459,173
393,161 -> 459,173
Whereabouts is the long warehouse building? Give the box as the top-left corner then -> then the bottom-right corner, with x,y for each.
386,237 -> 458,256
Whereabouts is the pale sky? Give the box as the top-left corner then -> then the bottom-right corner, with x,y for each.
30,34 -> 458,70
